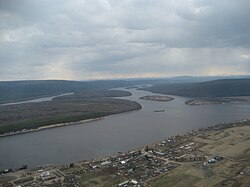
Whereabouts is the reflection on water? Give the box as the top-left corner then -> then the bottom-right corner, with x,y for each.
0,88 -> 249,169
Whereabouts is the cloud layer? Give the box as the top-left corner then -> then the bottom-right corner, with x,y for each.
0,0 -> 250,80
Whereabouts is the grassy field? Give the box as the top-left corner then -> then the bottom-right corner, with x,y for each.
149,172 -> 201,187
147,125 -> 250,187
0,90 -> 141,134
200,126 -> 250,159
79,169 -> 127,187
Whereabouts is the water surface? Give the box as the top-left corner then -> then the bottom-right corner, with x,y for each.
0,88 -> 249,169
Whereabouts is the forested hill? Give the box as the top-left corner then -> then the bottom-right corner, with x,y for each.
2,78 -> 250,103
0,80 -> 135,104
141,79 -> 250,98
0,77 -> 199,104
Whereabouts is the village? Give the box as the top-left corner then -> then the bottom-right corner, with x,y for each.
1,119 -> 250,187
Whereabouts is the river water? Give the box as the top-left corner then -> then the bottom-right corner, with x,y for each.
0,92 -> 74,106
0,88 -> 250,169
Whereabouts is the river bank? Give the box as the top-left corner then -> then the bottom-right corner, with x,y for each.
0,109 -> 141,138
0,118 -> 103,138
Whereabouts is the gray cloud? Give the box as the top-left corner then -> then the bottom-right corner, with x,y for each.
0,0 -> 250,80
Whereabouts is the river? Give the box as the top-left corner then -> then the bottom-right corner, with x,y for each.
0,88 -> 250,170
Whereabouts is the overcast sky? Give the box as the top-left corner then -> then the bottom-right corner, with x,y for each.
0,0 -> 250,81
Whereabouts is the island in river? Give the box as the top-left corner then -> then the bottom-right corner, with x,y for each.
0,90 -> 141,136
139,95 -> 174,102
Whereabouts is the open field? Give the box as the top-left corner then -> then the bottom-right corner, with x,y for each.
199,125 -> 250,159
147,123 -> 250,187
1,120 -> 250,187
0,90 -> 141,135
79,168 -> 127,187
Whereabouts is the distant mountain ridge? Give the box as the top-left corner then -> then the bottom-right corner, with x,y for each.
141,78 -> 250,98
1,77 -> 250,104
0,78 -> 214,104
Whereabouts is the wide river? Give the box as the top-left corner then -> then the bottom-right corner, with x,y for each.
0,88 -> 250,170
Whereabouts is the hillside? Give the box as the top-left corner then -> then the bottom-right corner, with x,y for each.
141,78 -> 250,98
0,80 -> 135,104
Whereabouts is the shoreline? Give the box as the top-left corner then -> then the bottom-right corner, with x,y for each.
0,109 -> 140,138
0,118 -> 103,138
185,96 -> 250,106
